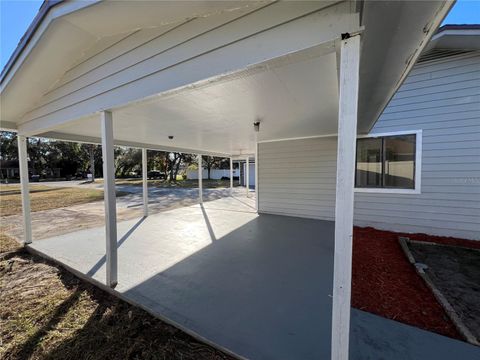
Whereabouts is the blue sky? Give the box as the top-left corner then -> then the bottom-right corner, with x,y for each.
1,0 -> 479,70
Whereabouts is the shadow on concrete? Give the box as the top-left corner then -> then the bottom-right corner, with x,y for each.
86,216 -> 147,277
124,214 -> 335,360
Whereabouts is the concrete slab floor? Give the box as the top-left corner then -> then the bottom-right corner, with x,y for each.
29,197 -> 480,360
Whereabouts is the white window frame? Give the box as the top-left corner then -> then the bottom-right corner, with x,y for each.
354,129 -> 422,194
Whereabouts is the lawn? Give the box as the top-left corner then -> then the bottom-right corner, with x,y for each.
0,184 -> 123,217
0,234 -> 233,360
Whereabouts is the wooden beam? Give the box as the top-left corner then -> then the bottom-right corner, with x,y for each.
142,148 -> 148,217
198,154 -> 203,203
101,111 -> 118,288
331,33 -> 361,360
17,135 -> 32,244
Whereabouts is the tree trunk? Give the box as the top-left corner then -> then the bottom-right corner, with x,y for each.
90,145 -> 95,182
173,156 -> 181,182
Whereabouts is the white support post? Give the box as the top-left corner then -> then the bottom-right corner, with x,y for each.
101,111 -> 118,288
331,34 -> 361,360
245,156 -> 250,197
238,161 -> 241,186
198,154 -> 203,203
229,157 -> 233,196
17,135 -> 32,245
142,148 -> 148,217
255,142 -> 259,212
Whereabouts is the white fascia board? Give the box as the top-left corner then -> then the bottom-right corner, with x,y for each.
0,1 -> 100,92
0,121 -> 17,131
36,130 -> 232,157
431,29 -> 480,41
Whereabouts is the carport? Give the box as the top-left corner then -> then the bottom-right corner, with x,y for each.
0,1 -> 457,359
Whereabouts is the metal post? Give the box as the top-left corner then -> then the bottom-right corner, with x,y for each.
245,156 -> 250,197
142,148 -> 148,217
331,34 -> 361,360
101,110 -> 118,288
17,135 -> 32,244
229,157 -> 233,196
198,154 -> 203,203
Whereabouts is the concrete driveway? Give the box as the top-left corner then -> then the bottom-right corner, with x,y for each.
4,181 -> 254,241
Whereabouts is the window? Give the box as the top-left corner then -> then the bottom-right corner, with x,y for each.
355,131 -> 421,193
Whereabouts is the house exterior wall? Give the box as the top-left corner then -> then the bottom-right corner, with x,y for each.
258,52 -> 480,240
258,136 -> 337,221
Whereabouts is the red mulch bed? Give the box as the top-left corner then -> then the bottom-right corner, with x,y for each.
351,226 -> 480,340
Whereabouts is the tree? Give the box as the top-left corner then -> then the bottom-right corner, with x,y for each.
0,131 -> 17,161
203,156 -> 220,180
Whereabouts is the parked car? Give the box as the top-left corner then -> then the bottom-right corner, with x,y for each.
147,170 -> 165,179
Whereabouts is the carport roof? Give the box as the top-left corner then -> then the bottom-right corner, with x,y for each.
1,1 -> 453,155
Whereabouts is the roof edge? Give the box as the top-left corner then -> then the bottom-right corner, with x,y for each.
0,0 -> 64,84
437,24 -> 480,32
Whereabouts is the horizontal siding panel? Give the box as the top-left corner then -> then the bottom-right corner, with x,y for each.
422,155 -> 480,164
382,95 -> 480,115
361,53 -> 479,240
422,163 -> 480,171
407,53 -> 480,75
353,210 -> 480,231
376,118 -> 480,132
422,141 -> 480,151
412,52 -> 479,71
392,76 -> 478,97
423,148 -> 480,157
396,71 -> 480,93
393,79 -> 480,100
375,109 -> 479,126
47,28 -> 168,94
354,202 -> 480,216
355,196 -> 480,209
259,137 -> 336,221
379,102 -> 480,121
403,61 -> 480,84
388,87 -> 478,109
260,208 -> 335,221
423,133 -> 480,143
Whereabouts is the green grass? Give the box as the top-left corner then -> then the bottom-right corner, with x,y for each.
0,184 -> 126,217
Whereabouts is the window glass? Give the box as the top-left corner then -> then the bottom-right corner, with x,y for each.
356,138 -> 382,188
384,135 -> 416,189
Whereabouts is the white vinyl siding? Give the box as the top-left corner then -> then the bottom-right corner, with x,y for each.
258,52 -> 480,240
258,137 -> 337,221
355,52 -> 480,240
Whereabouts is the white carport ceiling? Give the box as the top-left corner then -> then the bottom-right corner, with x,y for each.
43,48 -> 338,155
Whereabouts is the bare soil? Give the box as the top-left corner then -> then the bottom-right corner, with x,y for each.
409,243 -> 480,343
0,235 -> 233,360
